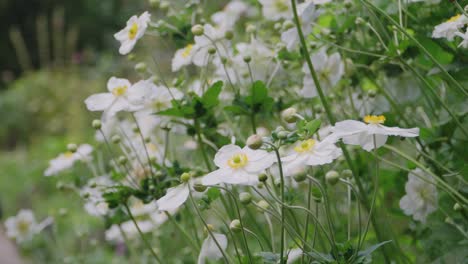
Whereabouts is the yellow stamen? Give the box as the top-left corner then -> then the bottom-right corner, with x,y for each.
64,151 -> 74,158
128,23 -> 139,40
112,85 -> 128,96
182,44 -> 193,58
364,115 -> 385,124
294,139 -> 316,153
227,153 -> 248,169
16,220 -> 31,234
446,14 -> 461,23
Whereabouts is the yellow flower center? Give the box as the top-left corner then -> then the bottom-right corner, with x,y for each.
64,151 -> 74,158
112,85 -> 128,96
16,220 -> 31,234
364,115 -> 385,124
147,143 -> 157,152
227,153 -> 248,169
182,44 -> 193,58
294,139 -> 316,153
128,23 -> 139,40
447,14 -> 461,23
274,0 -> 289,12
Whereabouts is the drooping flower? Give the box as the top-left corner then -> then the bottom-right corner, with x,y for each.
432,14 -> 468,41
399,168 -> 438,223
85,77 -> 150,117
198,233 -> 228,264
282,136 -> 342,176
300,48 -> 344,98
4,210 -> 53,243
258,0 -> 292,21
44,144 -> 93,176
331,115 -> 419,151
202,144 -> 276,186
281,1 -> 320,51
114,11 -> 151,55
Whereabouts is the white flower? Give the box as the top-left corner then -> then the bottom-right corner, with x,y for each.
81,176 -> 113,216
346,92 -> 390,116
105,220 -> 155,242
282,136 -> 341,176
172,43 -> 196,71
281,2 -> 320,51
44,144 -> 93,176
198,233 -> 228,264
300,48 -> 344,98
432,14 -> 468,41
137,79 -> 183,111
399,168 -> 438,223
331,115 -> 419,151
287,248 -> 303,263
4,210 -> 52,243
114,11 -> 151,55
85,77 -> 151,117
211,1 -> 249,32
455,29 -> 468,48
157,183 -> 191,211
202,144 -> 275,186
258,0 -> 292,21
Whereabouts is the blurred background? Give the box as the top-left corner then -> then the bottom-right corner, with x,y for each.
0,0 -> 148,262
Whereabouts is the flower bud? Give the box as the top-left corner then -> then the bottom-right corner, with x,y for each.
67,143 -> 78,153
82,192 -> 90,199
341,169 -> 353,179
204,224 -> 215,234
355,17 -> 365,25
149,0 -> 159,8
282,20 -> 295,30
325,170 -> 340,185
224,30 -> 234,40
132,124 -> 140,133
246,24 -> 256,33
208,47 -> 216,55
111,135 -> 121,144
243,55 -> 252,63
230,219 -> 242,232
257,200 -> 269,211
159,1 -> 170,10
367,89 -> 377,98
258,173 -> 268,182
277,130 -> 289,139
247,134 -> 263,150
194,181 -> 207,192
92,119 -> 102,130
118,156 -> 127,165
239,192 -> 252,205
59,208 -> 68,217
220,56 -> 228,64
281,107 -> 298,123
191,24 -> 204,36
314,105 -> 323,114
293,173 -> 306,182
135,62 -> 147,73
453,203 -> 462,211
274,178 -> 281,187
256,182 -> 264,189
180,172 -> 191,183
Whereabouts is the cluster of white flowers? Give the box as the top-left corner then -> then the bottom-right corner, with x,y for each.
4,210 -> 53,243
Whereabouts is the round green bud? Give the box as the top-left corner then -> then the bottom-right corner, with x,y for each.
239,192 -> 252,205
56,181 -> 65,190
208,47 -> 216,54
246,24 -> 256,33
149,0 -> 159,8
180,172 -> 191,183
325,170 -> 340,185
92,119 -> 102,130
281,107 -> 298,123
247,134 -> 263,150
341,169 -> 353,179
367,89 -> 377,98
453,203 -> 462,211
277,130 -> 289,139
204,224 -> 215,234
274,22 -> 282,31
220,56 -> 228,64
257,200 -> 269,211
274,178 -> 281,187
159,1 -> 170,10
355,17 -> 365,25
90,182 -> 97,188
293,173 -> 307,182
230,219 -> 242,233
282,20 -> 295,30
144,137 -> 151,143
132,124 -> 140,133
256,182 -> 264,189
118,156 -> 128,165
127,53 -> 136,61
111,135 -> 121,144
224,30 -> 234,40
191,24 -> 204,36
258,173 -> 268,182
194,182 -> 207,192
314,105 -> 323,114
135,62 -> 147,73
243,55 -> 252,63
67,143 -> 78,153
82,192 -> 90,199
59,208 -> 68,216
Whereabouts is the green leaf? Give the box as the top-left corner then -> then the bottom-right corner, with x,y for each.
305,119 -> 322,134
255,252 -> 279,263
415,37 -> 454,66
357,240 -> 392,258
224,105 -> 249,115
206,187 -> 221,201
246,81 -> 268,105
156,107 -> 185,117
201,81 -> 223,108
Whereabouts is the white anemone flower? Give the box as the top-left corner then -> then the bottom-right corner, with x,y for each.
258,0 -> 292,21
105,219 -> 155,242
81,176 -> 113,216
331,115 -> 419,151
85,77 -> 150,117
172,43 -> 196,72
300,48 -> 344,98
5,210 -> 53,243
136,79 -> 183,111
399,168 -> 438,223
157,182 -> 191,211
44,144 -> 93,176
211,1 -> 249,32
281,2 -> 320,51
202,144 -> 275,186
432,14 -> 468,41
282,136 -> 342,176
192,24 -> 228,67
114,11 -> 151,55
455,29 -> 468,48
198,233 -> 228,264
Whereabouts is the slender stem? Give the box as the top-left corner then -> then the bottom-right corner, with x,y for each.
194,118 -> 212,171
301,178 -> 313,264
272,145 -> 286,263
124,204 -> 162,263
